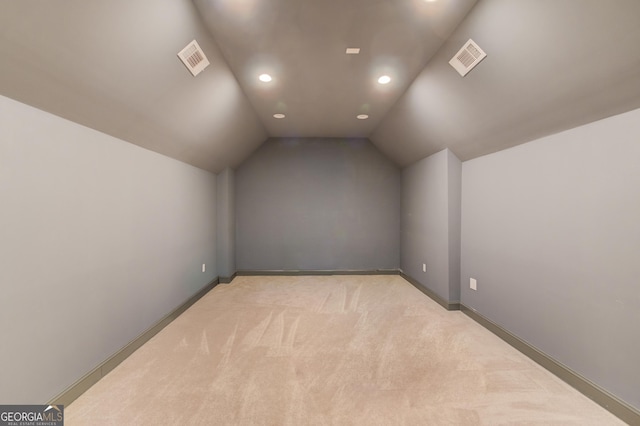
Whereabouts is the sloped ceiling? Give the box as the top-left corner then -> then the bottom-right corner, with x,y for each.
193,0 -> 477,138
0,0 -> 266,173
1,0 -> 640,173
371,0 -> 640,166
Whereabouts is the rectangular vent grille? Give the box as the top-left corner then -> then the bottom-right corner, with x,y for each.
449,39 -> 487,77
178,40 -> 210,77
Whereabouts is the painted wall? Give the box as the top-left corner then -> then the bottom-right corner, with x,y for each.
447,150 -> 462,302
461,107 -> 640,410
235,138 -> 400,271
216,168 -> 235,278
400,149 -> 461,303
0,95 -> 218,403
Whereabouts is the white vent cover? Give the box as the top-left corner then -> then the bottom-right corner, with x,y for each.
449,39 -> 486,77
178,40 -> 210,76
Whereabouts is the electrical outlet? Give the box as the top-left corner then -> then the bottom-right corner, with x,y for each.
470,278 -> 477,291
422,263 -> 426,272
202,264 -> 206,273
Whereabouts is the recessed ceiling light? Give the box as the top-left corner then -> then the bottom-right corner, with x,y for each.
378,75 -> 391,84
357,114 -> 369,120
346,48 -> 360,55
273,113 -> 285,119
259,74 -> 272,82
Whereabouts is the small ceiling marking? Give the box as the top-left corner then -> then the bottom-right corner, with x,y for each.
273,113 -> 286,119
357,114 -> 369,120
346,48 -> 361,55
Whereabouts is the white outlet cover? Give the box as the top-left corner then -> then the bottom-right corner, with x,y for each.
202,264 -> 206,272
422,263 -> 426,272
470,278 -> 477,290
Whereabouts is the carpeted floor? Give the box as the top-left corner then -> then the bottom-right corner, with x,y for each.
66,275 -> 624,425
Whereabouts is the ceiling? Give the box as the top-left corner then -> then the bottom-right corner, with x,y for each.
1,0 -> 640,173
193,0 -> 477,138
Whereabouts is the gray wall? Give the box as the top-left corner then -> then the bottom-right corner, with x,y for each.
236,138 -> 400,271
216,168 -> 236,278
400,149 -> 461,303
0,95 -> 218,404
447,151 -> 462,302
461,107 -> 640,410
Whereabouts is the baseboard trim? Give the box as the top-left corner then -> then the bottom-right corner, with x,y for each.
400,272 -> 460,311
460,304 -> 640,425
48,277 -> 219,407
219,272 -> 237,283
236,269 -> 401,276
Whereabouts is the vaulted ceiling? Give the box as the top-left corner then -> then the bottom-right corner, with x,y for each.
2,0 -> 640,173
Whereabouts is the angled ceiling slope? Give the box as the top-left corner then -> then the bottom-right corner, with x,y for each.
3,1 -> 640,172
193,0 -> 477,139
0,0 -> 266,174
372,0 -> 640,166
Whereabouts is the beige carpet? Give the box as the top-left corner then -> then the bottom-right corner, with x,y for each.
66,275 -> 624,425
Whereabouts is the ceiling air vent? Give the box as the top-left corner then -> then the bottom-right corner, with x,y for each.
178,40 -> 210,76
449,39 -> 486,77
